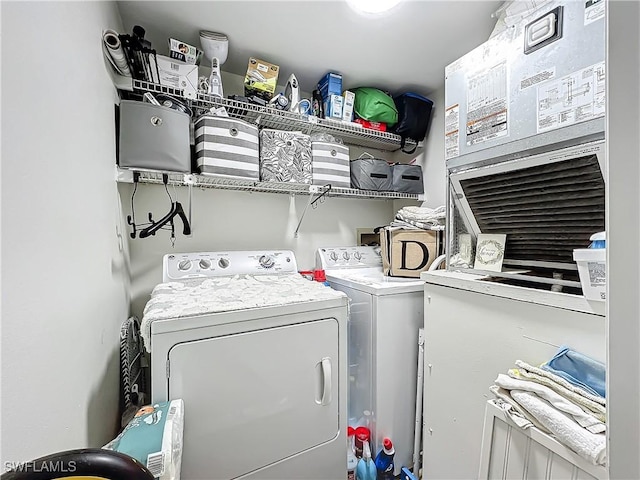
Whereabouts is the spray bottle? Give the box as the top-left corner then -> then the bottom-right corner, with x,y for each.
208,57 -> 224,98
356,440 -> 377,480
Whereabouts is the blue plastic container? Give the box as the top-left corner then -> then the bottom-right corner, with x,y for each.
374,437 -> 395,480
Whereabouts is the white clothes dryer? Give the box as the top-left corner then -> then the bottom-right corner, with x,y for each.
316,246 -> 424,475
143,250 -> 348,480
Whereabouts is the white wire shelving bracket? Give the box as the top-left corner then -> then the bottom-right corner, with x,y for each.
116,167 -> 424,201
130,80 -> 421,153
293,185 -> 333,238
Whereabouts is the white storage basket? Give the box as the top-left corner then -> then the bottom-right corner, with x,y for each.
311,141 -> 350,188
194,115 -> 260,180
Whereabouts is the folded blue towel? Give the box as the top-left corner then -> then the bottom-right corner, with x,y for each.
542,346 -> 606,398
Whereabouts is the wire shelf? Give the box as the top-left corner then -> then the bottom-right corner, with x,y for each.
116,168 -> 422,201
131,80 -> 419,152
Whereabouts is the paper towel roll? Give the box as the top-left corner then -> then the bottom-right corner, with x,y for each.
103,29 -> 131,76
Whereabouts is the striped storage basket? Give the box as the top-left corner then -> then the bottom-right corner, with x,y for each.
194,115 -> 259,180
312,141 -> 351,188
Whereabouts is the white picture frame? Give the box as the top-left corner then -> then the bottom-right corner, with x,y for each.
473,234 -> 507,272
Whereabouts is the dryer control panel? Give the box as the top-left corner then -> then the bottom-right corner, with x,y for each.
316,246 -> 382,270
163,250 -> 298,282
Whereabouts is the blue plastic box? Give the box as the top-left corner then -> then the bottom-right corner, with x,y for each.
318,72 -> 342,100
400,467 -> 418,480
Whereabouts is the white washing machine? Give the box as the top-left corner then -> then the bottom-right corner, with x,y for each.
316,246 -> 424,475
143,250 -> 348,480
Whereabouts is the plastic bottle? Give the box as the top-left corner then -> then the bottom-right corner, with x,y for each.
374,437 -> 395,480
313,269 -> 331,286
356,440 -> 377,480
208,57 -> 224,98
347,434 -> 358,480
589,231 -> 606,249
353,426 -> 371,459
312,89 -> 324,118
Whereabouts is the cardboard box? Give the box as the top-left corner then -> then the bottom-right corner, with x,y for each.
318,72 -> 342,99
324,94 -> 343,120
156,55 -> 198,99
354,118 -> 387,131
168,38 -> 201,65
244,57 -> 280,100
342,90 -> 355,122
380,228 -> 444,278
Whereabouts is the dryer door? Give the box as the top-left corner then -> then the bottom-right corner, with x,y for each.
168,317 -> 339,479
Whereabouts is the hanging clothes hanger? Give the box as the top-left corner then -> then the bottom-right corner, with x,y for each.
126,172 -> 192,244
126,171 -> 141,239
139,201 -> 191,239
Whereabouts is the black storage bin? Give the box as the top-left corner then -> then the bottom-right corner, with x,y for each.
392,164 -> 424,194
350,158 -> 393,191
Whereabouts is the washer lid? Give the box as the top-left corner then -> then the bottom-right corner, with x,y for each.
325,268 -> 424,295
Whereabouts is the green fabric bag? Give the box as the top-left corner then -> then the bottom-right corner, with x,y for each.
352,87 -> 398,126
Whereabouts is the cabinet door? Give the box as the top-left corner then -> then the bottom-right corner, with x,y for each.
168,317 -> 339,479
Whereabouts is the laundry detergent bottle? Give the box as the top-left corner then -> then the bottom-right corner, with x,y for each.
356,440 -> 377,480
374,437 -> 395,480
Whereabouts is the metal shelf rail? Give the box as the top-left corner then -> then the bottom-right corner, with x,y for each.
116,167 -> 423,201
131,80 -> 418,153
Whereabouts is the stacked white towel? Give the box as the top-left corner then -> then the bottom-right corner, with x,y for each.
510,390 -> 607,466
490,360 -> 607,466
391,205 -> 446,231
495,374 -> 606,434
512,360 -> 606,420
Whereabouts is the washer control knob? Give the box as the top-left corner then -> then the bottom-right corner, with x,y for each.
259,255 -> 274,268
342,252 -> 350,260
218,258 -> 229,269
329,251 -> 339,261
178,260 -> 192,271
354,252 -> 362,260
199,259 -> 212,270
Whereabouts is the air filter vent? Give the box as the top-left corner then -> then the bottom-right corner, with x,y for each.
458,154 -> 604,266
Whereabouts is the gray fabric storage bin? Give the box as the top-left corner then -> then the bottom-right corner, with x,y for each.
350,158 -> 393,191
118,100 -> 191,173
259,129 -> 312,184
312,141 -> 350,188
392,164 -> 424,194
195,115 -> 260,180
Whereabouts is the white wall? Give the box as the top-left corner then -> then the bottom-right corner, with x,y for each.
418,86 -> 447,209
607,2 -> 640,479
1,1 -> 130,464
123,184 -> 397,318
